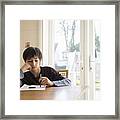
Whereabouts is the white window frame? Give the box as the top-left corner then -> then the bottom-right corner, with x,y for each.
41,20 -> 96,100
80,20 -> 95,100
42,20 -> 55,67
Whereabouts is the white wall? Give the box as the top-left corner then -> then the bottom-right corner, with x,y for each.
20,20 -> 42,66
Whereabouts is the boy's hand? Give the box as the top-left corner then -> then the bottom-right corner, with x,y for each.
39,77 -> 54,87
20,63 -> 32,73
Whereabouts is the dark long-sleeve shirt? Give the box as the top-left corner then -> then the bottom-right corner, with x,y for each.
20,66 -> 71,87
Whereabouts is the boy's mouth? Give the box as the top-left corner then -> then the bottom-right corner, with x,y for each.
32,67 -> 36,68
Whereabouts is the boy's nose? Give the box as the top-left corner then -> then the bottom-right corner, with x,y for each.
31,61 -> 36,66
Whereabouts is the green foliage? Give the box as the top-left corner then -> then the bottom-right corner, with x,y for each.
95,33 -> 100,52
75,43 -> 80,52
69,41 -> 80,52
69,40 -> 75,52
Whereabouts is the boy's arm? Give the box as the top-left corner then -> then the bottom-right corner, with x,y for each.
49,67 -> 71,86
20,69 -> 24,87
53,78 -> 71,87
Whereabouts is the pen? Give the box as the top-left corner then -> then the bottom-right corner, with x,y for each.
28,86 -> 36,88
39,74 -> 42,87
39,80 -> 42,87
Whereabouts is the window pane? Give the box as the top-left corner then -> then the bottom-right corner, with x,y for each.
54,20 -> 80,86
94,21 -> 101,100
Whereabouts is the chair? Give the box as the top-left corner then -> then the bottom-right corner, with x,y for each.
58,69 -> 68,78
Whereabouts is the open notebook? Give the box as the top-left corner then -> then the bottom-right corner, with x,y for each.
20,84 -> 46,91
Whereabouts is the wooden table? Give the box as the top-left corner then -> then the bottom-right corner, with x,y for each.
20,86 -> 82,100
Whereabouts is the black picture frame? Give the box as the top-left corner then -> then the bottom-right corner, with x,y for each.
0,0 -> 119,119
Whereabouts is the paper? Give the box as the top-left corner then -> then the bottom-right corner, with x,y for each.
20,84 -> 46,91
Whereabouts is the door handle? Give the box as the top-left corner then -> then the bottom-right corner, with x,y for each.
89,56 -> 94,71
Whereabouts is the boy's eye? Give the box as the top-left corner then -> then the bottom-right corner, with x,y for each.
35,60 -> 38,62
28,61 -> 32,63
27,60 -> 38,62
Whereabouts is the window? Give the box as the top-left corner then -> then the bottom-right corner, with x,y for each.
42,19 -> 101,100
54,20 -> 80,86
94,21 -> 101,100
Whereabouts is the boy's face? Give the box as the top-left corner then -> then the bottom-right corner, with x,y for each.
26,56 -> 41,70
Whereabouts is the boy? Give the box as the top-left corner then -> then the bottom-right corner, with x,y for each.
20,47 -> 71,87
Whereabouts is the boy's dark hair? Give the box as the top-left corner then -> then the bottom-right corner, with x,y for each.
23,47 -> 42,62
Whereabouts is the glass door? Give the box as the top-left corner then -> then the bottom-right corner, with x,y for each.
80,20 -> 101,100
42,19 -> 101,100
54,20 -> 81,86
